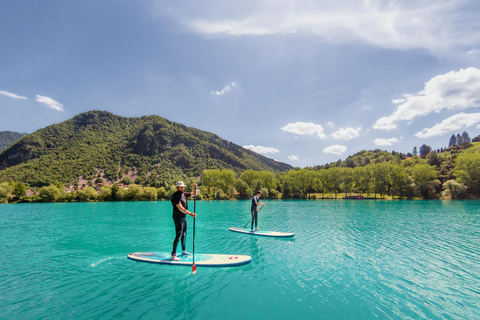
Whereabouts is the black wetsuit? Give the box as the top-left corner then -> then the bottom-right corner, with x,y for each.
251,195 -> 259,230
171,191 -> 188,255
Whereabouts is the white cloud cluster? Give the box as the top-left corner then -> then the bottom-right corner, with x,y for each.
415,112 -> 480,138
35,95 -> 64,111
374,138 -> 399,146
281,122 -> 326,139
331,127 -> 361,141
176,1 -> 480,54
243,145 -> 279,154
211,82 -> 235,95
323,145 -> 347,155
288,155 -> 299,161
374,68 -> 480,130
0,90 -> 27,99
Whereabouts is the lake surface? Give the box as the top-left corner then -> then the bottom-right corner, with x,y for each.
1,200 -> 480,319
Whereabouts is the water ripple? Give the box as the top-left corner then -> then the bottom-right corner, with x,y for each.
1,200 -> 480,319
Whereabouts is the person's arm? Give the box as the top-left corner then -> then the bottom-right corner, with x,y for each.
176,203 -> 197,218
254,197 -> 265,207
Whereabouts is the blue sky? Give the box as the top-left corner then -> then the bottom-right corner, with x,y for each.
1,0 -> 480,167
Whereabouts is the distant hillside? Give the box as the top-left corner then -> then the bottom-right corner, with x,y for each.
0,131 -> 26,152
0,111 -> 292,186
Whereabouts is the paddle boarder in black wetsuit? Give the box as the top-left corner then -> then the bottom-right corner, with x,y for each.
251,191 -> 265,232
170,181 -> 197,261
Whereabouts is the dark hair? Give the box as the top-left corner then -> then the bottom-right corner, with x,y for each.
256,190 -> 262,194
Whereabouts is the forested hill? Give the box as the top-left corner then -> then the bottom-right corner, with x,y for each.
0,111 -> 292,187
0,131 -> 26,152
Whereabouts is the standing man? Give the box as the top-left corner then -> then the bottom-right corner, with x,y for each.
251,190 -> 265,232
171,181 -> 197,261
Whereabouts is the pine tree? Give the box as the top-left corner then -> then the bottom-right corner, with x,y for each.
462,131 -> 471,144
413,146 -> 417,156
457,134 -> 463,145
449,134 -> 457,147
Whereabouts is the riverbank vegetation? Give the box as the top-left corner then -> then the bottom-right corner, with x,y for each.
2,140 -> 479,203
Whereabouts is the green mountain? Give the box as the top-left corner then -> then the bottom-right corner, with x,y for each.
0,111 -> 292,186
0,131 -> 26,152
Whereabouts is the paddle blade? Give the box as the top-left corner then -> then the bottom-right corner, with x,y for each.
192,262 -> 197,275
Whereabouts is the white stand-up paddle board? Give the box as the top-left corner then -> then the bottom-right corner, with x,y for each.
127,252 -> 252,267
229,227 -> 294,238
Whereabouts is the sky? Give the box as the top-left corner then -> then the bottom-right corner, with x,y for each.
1,0 -> 480,168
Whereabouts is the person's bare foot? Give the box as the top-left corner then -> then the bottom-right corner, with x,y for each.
182,251 -> 191,256
171,255 -> 181,261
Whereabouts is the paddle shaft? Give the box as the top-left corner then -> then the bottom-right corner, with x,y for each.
192,187 -> 196,274
243,204 -> 264,229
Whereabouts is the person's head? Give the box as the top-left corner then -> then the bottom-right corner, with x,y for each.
175,181 -> 186,191
256,190 -> 261,196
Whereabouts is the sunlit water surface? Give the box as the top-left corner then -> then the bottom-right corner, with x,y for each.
1,200 -> 480,319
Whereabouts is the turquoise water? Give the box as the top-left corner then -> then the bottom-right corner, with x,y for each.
1,200 -> 480,320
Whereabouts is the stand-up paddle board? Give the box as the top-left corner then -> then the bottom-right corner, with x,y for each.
229,227 -> 294,238
127,252 -> 252,267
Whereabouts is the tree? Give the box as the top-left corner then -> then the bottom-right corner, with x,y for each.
219,170 -> 237,198
411,164 -> 438,198
448,134 -> 457,147
98,185 -> 112,201
120,177 -> 132,185
142,187 -> 158,201
340,167 -> 354,196
419,144 -> 432,158
328,167 -> 342,200
0,185 -> 10,203
462,131 -> 471,144
454,152 -> 480,197
201,169 -> 221,198
39,185 -> 63,202
457,134 -> 463,145
111,184 -> 120,200
371,163 -> 391,199
412,146 -> 417,156
426,152 -> 442,167
77,186 -> 97,201
240,170 -> 278,191
13,182 -> 28,200
390,165 -> 410,199
442,180 -> 466,199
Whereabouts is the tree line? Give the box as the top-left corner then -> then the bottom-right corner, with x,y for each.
2,145 -> 479,203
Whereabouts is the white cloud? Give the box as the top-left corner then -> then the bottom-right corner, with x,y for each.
281,122 -> 326,139
176,1 -> 480,55
415,112 -> 480,138
373,68 -> 480,130
0,90 -> 27,100
211,82 -> 235,95
323,144 -> 347,155
331,127 -> 361,140
35,95 -> 64,111
288,155 -> 299,161
327,121 -> 335,127
243,145 -> 279,154
374,138 -> 399,146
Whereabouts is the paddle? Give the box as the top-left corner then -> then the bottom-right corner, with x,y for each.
192,186 -> 197,275
243,204 -> 265,229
